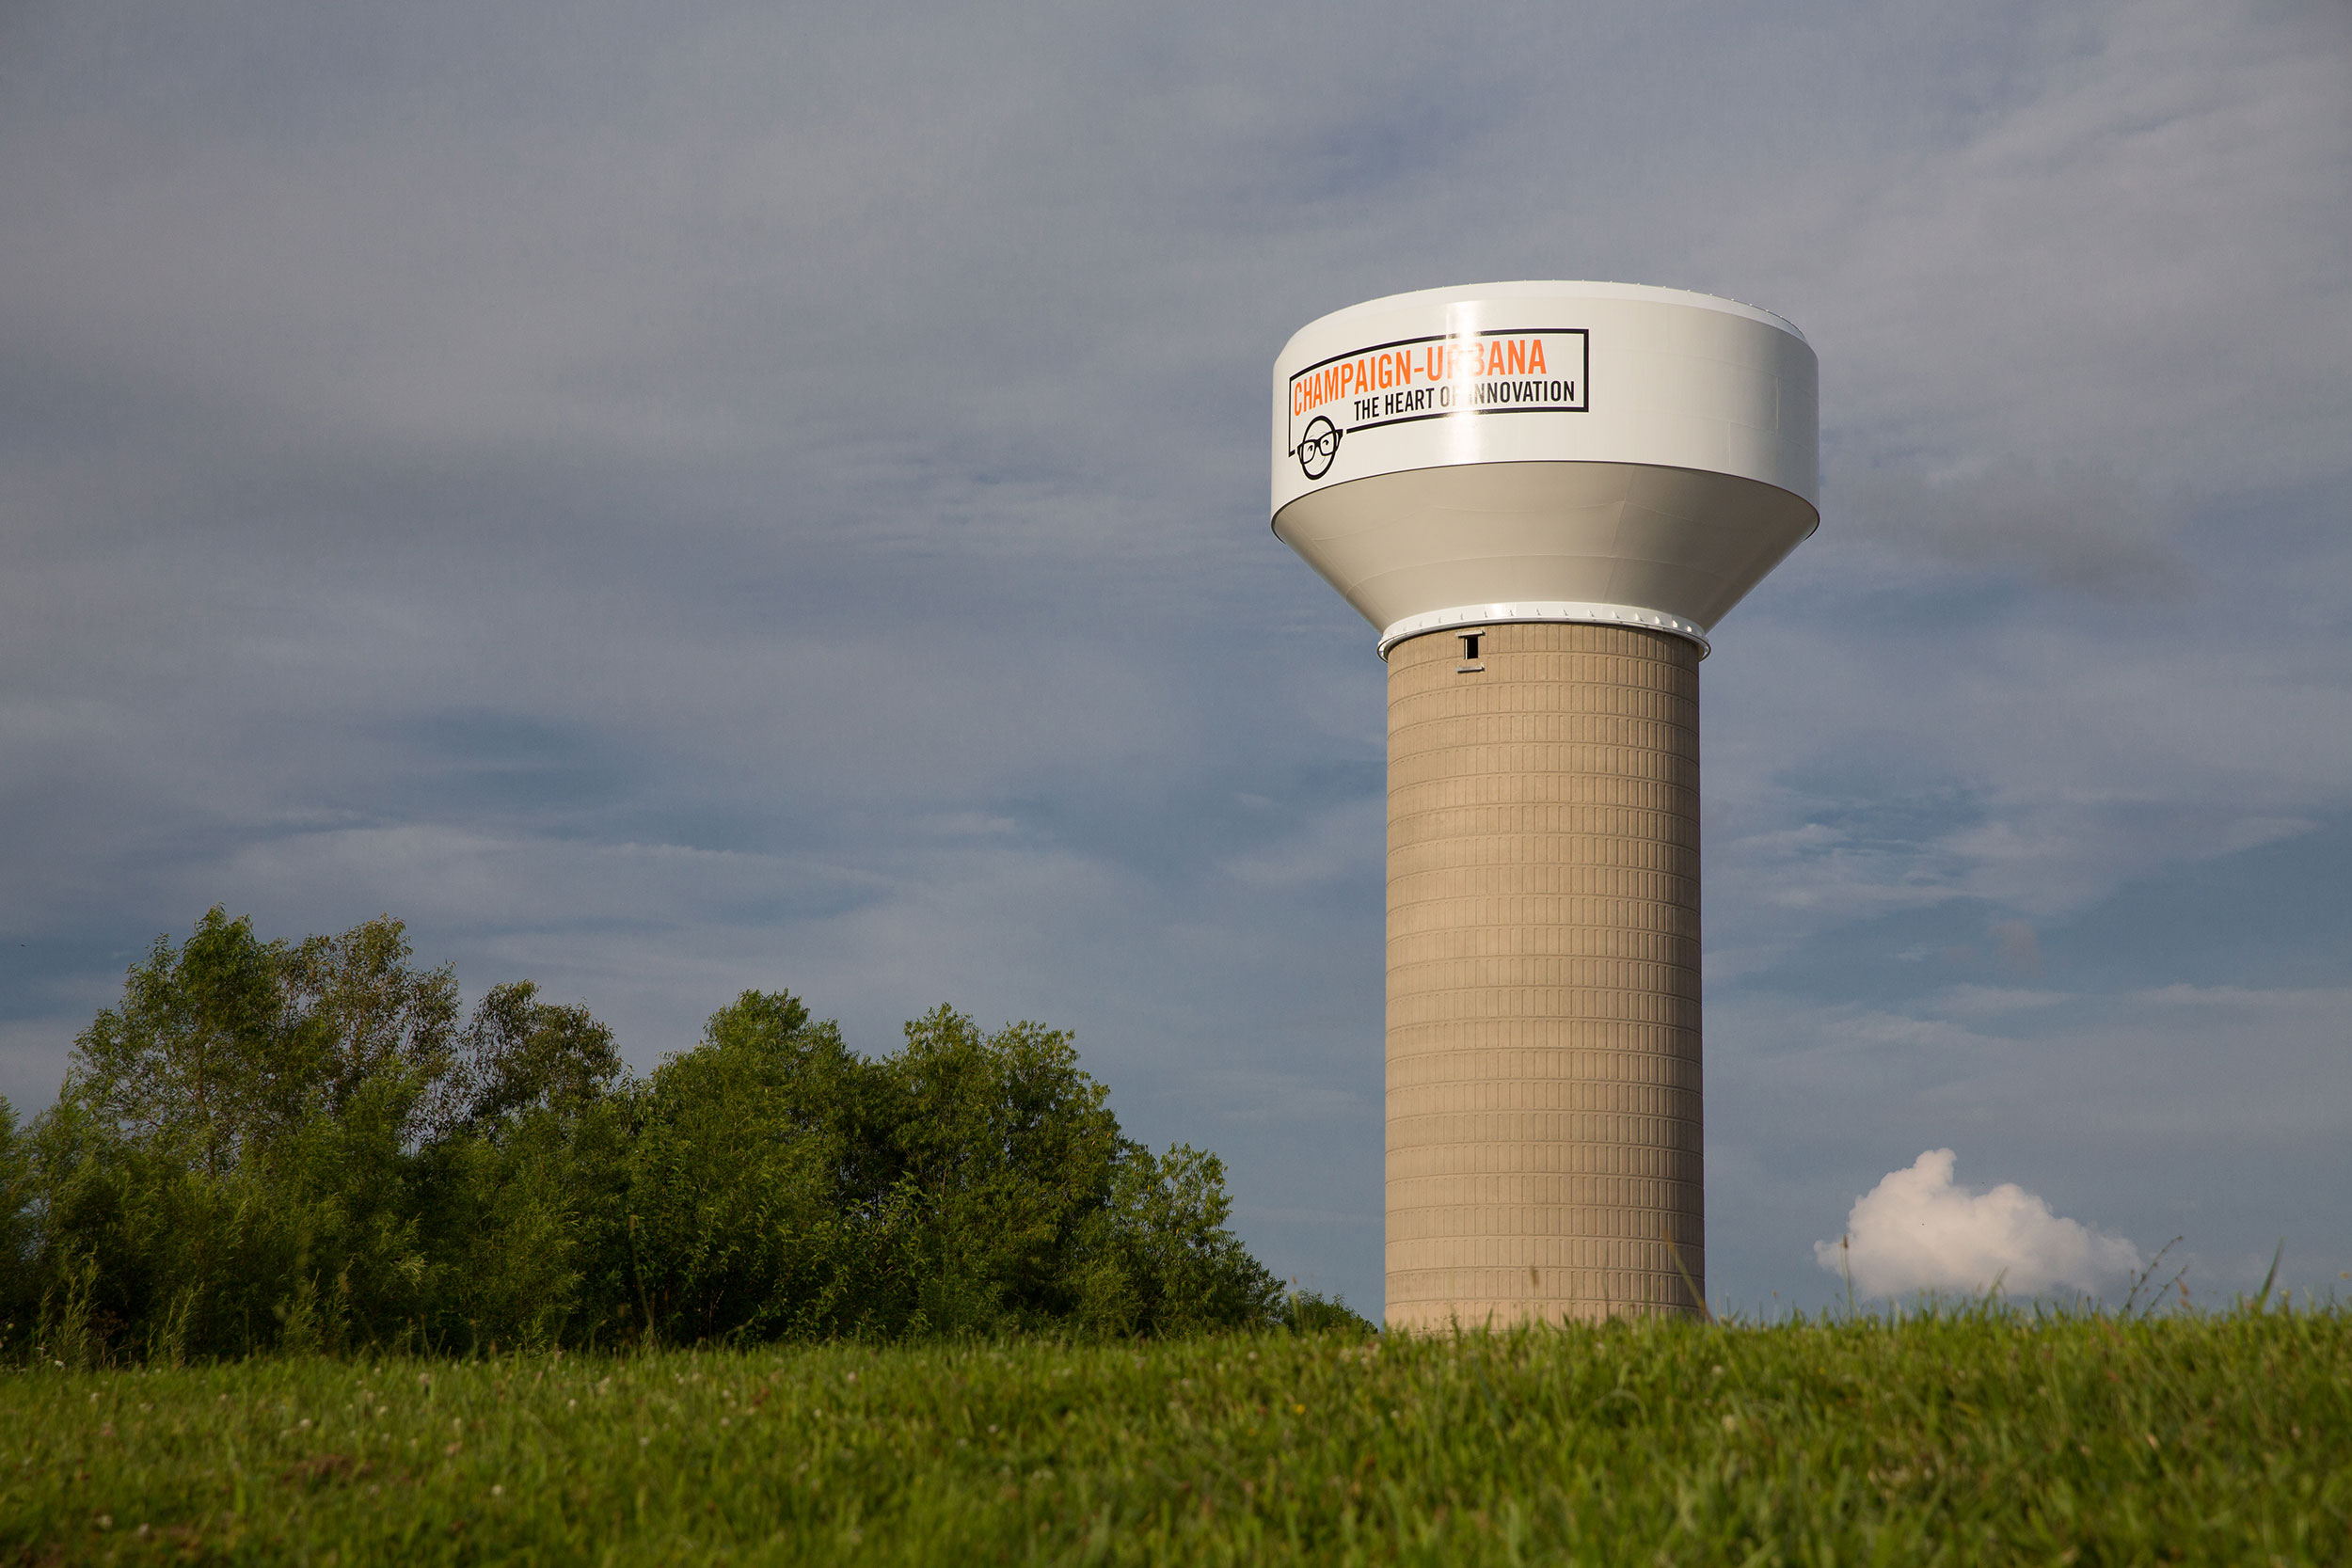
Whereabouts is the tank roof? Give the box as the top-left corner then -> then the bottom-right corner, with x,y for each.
1283,280 -> 1807,353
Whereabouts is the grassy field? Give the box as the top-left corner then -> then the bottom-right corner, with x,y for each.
5,1307 -> 2346,1565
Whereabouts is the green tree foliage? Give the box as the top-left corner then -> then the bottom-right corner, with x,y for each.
623,990 -> 877,1343
882,1006 -> 1131,1335
0,910 -> 1293,1362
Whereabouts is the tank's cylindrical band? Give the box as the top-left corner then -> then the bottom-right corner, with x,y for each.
1378,601 -> 1710,659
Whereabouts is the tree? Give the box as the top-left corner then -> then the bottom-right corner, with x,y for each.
66,908 -> 294,1175
623,990 -> 879,1341
8,911 -> 1303,1362
879,1007 -> 1126,1333
37,911 -> 464,1356
442,981 -> 622,1135
1074,1142 -> 1283,1337
279,915 -> 460,1131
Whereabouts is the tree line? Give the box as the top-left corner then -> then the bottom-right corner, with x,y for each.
0,909 -> 1351,1363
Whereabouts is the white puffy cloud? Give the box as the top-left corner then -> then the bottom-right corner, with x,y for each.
1816,1149 -> 2141,1299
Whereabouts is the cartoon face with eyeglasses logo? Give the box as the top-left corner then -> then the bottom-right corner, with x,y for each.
1295,416 -> 1342,480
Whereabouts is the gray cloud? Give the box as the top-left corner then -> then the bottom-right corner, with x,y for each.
1987,919 -> 2042,975
1837,463 -> 2193,604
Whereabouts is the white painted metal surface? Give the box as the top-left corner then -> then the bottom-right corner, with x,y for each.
1374,600 -> 1711,658
1270,281 -> 1819,653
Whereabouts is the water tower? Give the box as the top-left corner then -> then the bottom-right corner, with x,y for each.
1271,282 -> 1818,1328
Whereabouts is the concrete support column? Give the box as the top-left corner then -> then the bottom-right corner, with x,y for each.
1385,620 -> 1705,1329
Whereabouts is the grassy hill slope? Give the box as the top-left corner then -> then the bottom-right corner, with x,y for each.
5,1307 -> 2346,1565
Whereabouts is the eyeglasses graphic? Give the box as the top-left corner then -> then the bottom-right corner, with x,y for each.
1297,417 -> 1342,479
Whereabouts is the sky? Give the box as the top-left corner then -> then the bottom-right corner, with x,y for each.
3,0 -> 2347,1318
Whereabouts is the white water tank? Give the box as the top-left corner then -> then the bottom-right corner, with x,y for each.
1271,281 -> 1818,1327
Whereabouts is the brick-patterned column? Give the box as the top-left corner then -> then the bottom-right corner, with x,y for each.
1385,620 -> 1704,1328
